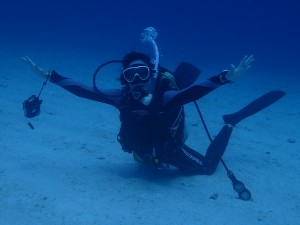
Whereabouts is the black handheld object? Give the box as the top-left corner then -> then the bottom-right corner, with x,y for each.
23,75 -> 50,129
23,95 -> 42,118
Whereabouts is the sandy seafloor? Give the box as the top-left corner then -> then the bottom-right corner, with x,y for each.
0,44 -> 299,225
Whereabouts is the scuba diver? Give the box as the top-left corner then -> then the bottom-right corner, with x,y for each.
22,27 -> 284,176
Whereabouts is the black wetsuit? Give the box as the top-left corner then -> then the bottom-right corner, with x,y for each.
49,70 -> 233,175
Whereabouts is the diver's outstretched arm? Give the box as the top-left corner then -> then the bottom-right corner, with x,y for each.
163,55 -> 254,109
22,56 -> 122,107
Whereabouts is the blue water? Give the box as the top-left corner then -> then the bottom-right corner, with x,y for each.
1,0 -> 299,77
1,1 -> 299,224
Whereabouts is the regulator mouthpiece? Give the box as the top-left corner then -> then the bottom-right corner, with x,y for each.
141,93 -> 153,105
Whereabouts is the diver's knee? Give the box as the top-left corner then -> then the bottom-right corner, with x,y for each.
203,167 -> 217,175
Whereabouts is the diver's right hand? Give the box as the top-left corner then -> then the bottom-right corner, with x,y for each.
22,56 -> 50,79
225,55 -> 254,81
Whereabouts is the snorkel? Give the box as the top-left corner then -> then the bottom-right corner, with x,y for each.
140,27 -> 159,105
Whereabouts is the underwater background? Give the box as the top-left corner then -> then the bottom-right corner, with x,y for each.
1,0 -> 299,77
0,0 -> 299,225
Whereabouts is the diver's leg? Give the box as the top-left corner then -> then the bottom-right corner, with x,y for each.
170,91 -> 285,175
167,125 -> 232,175
204,124 -> 233,175
223,91 -> 285,126
204,91 -> 286,173
167,144 -> 209,175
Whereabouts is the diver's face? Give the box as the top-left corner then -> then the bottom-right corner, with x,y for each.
123,60 -> 151,101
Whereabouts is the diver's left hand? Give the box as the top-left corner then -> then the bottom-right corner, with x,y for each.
226,55 -> 254,81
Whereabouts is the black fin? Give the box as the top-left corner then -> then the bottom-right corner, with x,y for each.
174,61 -> 201,89
223,91 -> 286,126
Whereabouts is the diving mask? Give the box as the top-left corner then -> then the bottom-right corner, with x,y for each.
122,65 -> 150,83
